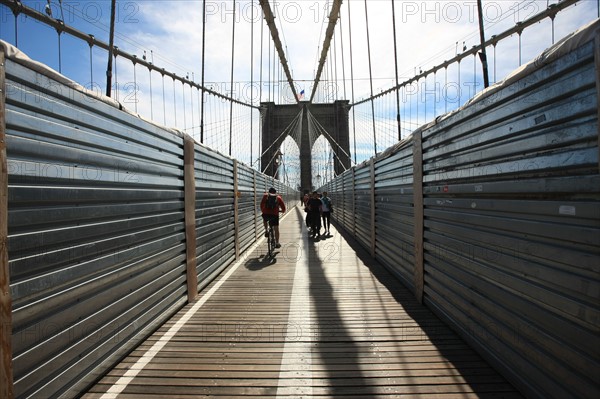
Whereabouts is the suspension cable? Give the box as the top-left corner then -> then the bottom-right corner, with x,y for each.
250,2 -> 255,166
391,0 -> 401,141
364,0 -> 377,155
309,0 -> 343,103
260,109 -> 303,173
306,109 -> 352,168
347,0 -> 357,165
259,109 -> 304,163
200,0 -> 207,143
338,10 -> 347,100
228,0 -> 236,156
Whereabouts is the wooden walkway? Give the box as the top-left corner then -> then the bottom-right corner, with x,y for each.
84,207 -> 522,398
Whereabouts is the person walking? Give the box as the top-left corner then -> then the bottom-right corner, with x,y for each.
321,191 -> 332,236
306,191 -> 322,238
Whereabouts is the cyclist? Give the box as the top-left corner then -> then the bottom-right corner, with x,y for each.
260,187 -> 286,248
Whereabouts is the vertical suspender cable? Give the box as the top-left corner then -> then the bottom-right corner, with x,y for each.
391,0 -> 401,141
272,43 -> 276,102
338,11 -> 347,100
333,32 -> 338,99
57,1 -> 65,72
364,0 -> 377,155
190,74 -> 194,135
268,25 -> 271,102
259,12 -> 264,164
347,1 -> 357,165
201,0 -> 207,143
229,0 -> 237,156
56,24 -> 63,73
476,0 -> 490,88
458,60 -> 461,107
114,49 -> 118,101
329,48 -> 334,100
162,70 -> 166,125
250,2 -> 254,166
12,5 -> 19,47
433,71 -> 437,117
173,77 -> 177,126
105,0 -> 117,97
148,52 -> 154,120
182,78 -> 187,130
88,35 -> 94,85
444,67 -> 448,114
132,56 -> 137,113
493,41 -> 497,83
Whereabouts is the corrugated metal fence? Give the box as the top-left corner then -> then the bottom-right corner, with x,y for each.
322,26 -> 599,399
0,46 -> 296,398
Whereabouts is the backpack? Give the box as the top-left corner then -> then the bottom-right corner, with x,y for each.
266,194 -> 278,209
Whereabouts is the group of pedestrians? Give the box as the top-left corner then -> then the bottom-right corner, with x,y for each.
259,187 -> 334,251
303,191 -> 333,239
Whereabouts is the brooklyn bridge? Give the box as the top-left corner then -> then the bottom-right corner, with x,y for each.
0,0 -> 598,398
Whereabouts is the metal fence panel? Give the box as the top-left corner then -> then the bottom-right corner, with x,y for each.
194,145 -> 236,288
373,141 -> 415,289
5,57 -> 188,398
237,163 -> 258,254
321,30 -> 599,399
342,169 -> 355,232
353,164 -> 372,250
420,39 -> 599,399
2,48 -> 298,398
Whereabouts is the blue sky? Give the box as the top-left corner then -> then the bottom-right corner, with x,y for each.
2,1 -> 596,100
1,0 -> 597,180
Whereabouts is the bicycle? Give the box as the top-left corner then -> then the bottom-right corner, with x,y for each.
266,219 -> 276,257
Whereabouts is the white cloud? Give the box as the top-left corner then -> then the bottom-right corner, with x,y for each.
2,0 -> 596,167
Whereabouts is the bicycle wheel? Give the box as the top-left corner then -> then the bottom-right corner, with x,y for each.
267,227 -> 275,257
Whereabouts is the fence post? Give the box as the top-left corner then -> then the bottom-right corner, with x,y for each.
351,167 -> 357,237
596,36 -> 600,172
370,159 -> 376,258
183,136 -> 198,302
0,50 -> 14,399
413,130 -> 424,303
233,160 -> 240,260
339,172 -> 344,227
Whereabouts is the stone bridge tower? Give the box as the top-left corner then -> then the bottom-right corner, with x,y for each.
260,100 -> 351,191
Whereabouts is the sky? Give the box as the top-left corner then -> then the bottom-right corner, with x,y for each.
0,0 -> 597,186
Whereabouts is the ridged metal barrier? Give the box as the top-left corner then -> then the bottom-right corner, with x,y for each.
0,41 -> 296,398
322,20 -> 599,399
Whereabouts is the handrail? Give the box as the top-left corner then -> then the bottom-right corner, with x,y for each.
352,0 -> 578,106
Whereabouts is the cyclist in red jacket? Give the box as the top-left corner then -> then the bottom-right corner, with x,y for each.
260,187 -> 286,248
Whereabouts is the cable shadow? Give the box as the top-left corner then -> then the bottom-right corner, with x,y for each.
297,207 -> 378,397
329,218 -> 524,398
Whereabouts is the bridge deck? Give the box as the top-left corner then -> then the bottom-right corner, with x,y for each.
84,207 -> 522,398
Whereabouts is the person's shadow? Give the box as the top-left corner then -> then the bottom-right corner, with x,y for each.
245,249 -> 278,270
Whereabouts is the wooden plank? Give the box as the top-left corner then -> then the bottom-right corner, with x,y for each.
183,136 -> 198,302
413,130 -> 424,303
83,207 -> 521,398
0,50 -> 13,399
